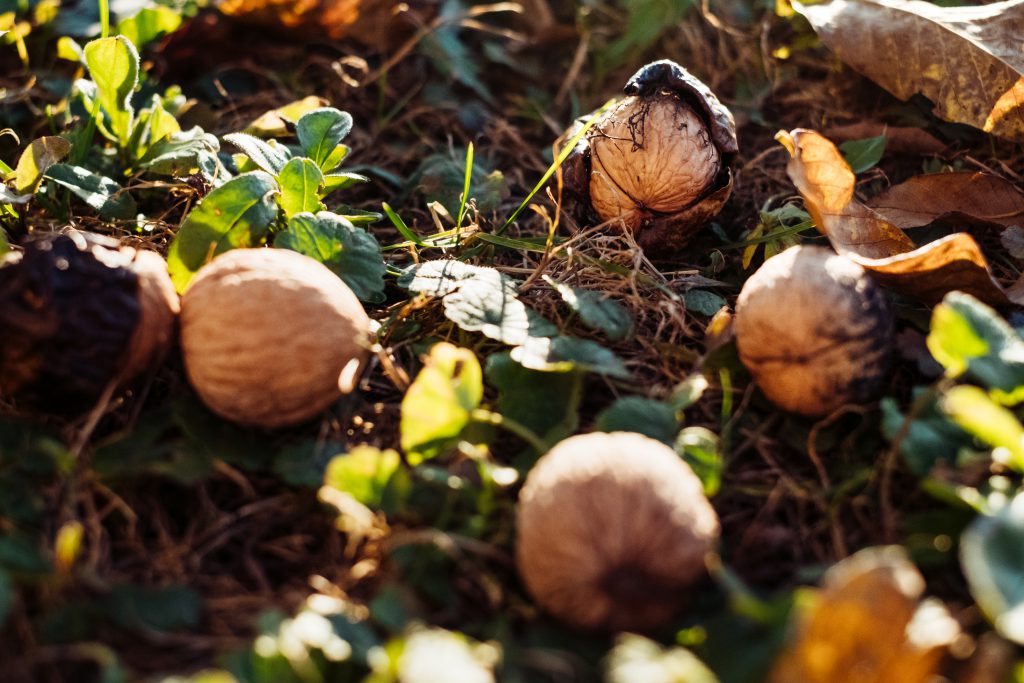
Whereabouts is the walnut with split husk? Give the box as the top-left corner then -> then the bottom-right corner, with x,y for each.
563,60 -> 738,253
0,231 -> 179,415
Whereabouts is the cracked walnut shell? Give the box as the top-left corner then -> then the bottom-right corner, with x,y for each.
516,431 -> 720,632
180,248 -> 372,429
734,245 -> 894,417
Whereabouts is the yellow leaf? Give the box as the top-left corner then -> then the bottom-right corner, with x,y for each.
14,136 -> 70,194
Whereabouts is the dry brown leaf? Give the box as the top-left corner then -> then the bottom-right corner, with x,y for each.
768,546 -> 960,683
794,0 -> 1024,141
867,172 -> 1024,229
779,128 -> 1024,306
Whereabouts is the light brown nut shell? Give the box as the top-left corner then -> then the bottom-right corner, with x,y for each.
181,248 -> 372,429
734,245 -> 894,417
516,431 -> 720,632
589,94 -> 721,229
121,248 -> 180,385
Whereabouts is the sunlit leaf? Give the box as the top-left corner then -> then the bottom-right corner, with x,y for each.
296,107 -> 353,171
324,446 -> 404,511
274,211 -> 386,303
605,634 -> 718,683
676,426 -> 724,497
511,335 -> 630,379
14,136 -> 70,193
243,95 -> 327,137
276,157 -> 324,217
223,132 -> 290,175
83,36 -> 139,144
166,172 -> 279,292
139,127 -> 221,180
942,385 -> 1024,471
868,172 -> 1024,229
400,343 -> 483,462
116,6 -> 182,50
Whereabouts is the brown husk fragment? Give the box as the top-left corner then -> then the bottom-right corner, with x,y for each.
516,431 -> 720,632
0,231 -> 179,415
563,59 -> 738,254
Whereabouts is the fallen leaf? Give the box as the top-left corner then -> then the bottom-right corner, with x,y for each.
768,546 -> 960,683
794,0 -> 1024,141
1003,226 -> 1024,260
780,128 -> 1024,306
868,172 -> 1024,229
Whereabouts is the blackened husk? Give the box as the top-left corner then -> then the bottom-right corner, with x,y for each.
0,233 -> 141,414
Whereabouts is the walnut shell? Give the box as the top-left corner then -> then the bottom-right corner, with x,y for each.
734,245 -> 894,417
180,248 -> 372,429
516,431 -> 720,632
563,60 -> 738,254
0,231 -> 179,415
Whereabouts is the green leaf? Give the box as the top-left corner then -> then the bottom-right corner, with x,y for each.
511,335 -> 630,379
400,343 -> 483,462
676,426 -> 724,497
14,136 -> 70,193
399,260 -> 503,297
546,277 -> 634,341
961,494 -> 1024,644
485,352 -> 581,449
839,135 -> 887,174
595,397 -> 679,444
274,211 -> 386,303
443,278 -> 557,346
684,289 -> 728,317
322,170 -> 369,193
881,394 -> 973,477
273,439 -> 342,488
324,446 -> 402,508
106,584 -> 202,632
927,292 -> 1024,400
223,133 -> 290,175
56,36 -> 84,62
296,107 -> 353,171
83,36 -> 139,144
672,374 -> 709,411
0,230 -> 8,257
276,157 -> 324,217
115,6 -> 182,49
411,151 -> 508,216
44,164 -> 137,219
139,127 -> 221,179
166,172 -> 279,292
0,568 -> 10,626
942,385 -> 1024,471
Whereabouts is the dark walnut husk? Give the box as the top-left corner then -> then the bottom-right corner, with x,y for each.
0,231 -> 179,415
516,431 -> 720,632
563,59 -> 738,254
734,245 -> 894,417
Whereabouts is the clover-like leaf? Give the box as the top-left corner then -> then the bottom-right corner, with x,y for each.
274,211 -> 386,303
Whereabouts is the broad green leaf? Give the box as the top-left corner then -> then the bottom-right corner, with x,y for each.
595,397 -> 679,444
400,343 -> 483,462
443,278 -> 557,346
333,204 -> 382,226
56,35 -> 84,62
223,132 -> 290,175
881,394 -> 973,477
276,157 -> 324,217
961,494 -> 1024,644
485,352 -> 581,450
324,446 -> 402,508
511,335 -> 630,379
83,36 -> 139,144
45,164 -> 136,219
927,292 -> 1024,400
129,95 -> 181,158
274,211 -> 386,303
0,568 -> 9,626
684,289 -> 728,317
116,6 -> 182,49
839,135 -> 887,174
546,277 -> 634,341
399,260 -> 508,297
139,127 -> 221,179
14,136 -> 70,193
322,170 -> 368,193
296,107 -> 353,171
166,172 -> 279,292
676,426 -> 724,497
942,385 -> 1024,471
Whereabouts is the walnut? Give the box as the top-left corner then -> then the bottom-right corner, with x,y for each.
516,431 -> 720,632
564,60 -> 738,254
734,245 -> 894,417
180,248 -> 372,429
0,231 -> 178,415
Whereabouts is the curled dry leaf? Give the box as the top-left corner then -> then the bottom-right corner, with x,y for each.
779,128 -> 1024,306
768,546 -> 960,683
794,0 -> 1024,141
867,172 -> 1024,230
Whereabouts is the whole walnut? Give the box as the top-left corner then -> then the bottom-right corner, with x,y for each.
0,231 -> 179,415
516,431 -> 720,632
180,248 -> 372,429
564,60 -> 738,254
734,245 -> 894,417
